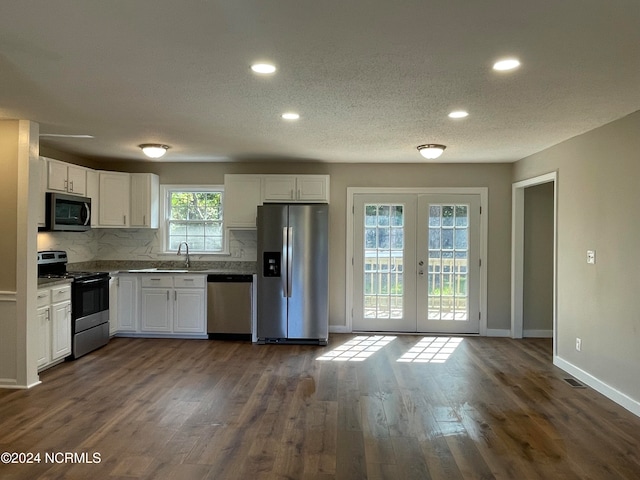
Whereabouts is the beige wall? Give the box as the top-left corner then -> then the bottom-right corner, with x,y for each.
523,182 -> 554,332
0,121 -> 19,291
98,160 -> 513,330
514,110 -> 640,403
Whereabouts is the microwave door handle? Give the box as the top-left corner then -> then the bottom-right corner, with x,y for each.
84,203 -> 91,226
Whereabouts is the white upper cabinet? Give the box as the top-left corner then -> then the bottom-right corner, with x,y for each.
262,175 -> 330,203
224,174 -> 330,228
98,171 -> 131,227
262,175 -> 297,201
85,169 -> 100,227
130,173 -> 159,228
46,158 -> 87,196
224,175 -> 263,229
38,157 -> 47,227
296,175 -> 330,202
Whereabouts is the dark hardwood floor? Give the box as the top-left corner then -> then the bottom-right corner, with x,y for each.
1,334 -> 639,479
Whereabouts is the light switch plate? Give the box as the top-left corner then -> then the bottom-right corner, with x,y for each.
587,250 -> 596,264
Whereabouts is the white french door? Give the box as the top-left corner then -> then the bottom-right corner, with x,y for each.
352,192 -> 481,334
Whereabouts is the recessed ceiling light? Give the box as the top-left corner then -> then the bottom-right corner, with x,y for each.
282,112 -> 300,120
448,111 -> 469,119
251,63 -> 277,74
493,58 -> 521,71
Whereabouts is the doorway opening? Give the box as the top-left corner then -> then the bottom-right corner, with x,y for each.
511,172 -> 557,354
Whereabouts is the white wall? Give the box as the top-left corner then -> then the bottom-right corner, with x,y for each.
514,110 -> 640,407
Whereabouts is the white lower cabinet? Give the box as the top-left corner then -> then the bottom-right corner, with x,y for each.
174,289 -> 206,333
114,274 -> 206,337
141,287 -> 173,333
116,275 -> 139,333
109,276 -> 119,335
37,284 -> 72,371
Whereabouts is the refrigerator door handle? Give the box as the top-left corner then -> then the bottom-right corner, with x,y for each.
287,226 -> 293,297
282,227 -> 288,297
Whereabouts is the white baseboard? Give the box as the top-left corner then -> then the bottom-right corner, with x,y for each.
329,325 -> 351,334
524,329 -> 553,338
0,379 -> 41,389
486,328 -> 511,337
554,356 -> 640,418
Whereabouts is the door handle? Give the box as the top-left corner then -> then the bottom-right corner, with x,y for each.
282,227 -> 288,297
287,227 -> 293,297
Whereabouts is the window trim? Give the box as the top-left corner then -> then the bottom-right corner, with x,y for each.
160,184 -> 229,255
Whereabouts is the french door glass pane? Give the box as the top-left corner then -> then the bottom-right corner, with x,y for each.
427,204 -> 469,321
364,204 -> 404,319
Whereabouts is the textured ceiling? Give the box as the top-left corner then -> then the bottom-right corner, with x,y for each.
1,1 -> 639,164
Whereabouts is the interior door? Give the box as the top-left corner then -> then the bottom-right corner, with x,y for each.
416,194 -> 480,333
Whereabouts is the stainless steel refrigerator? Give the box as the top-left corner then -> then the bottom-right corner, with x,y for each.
257,203 -> 329,345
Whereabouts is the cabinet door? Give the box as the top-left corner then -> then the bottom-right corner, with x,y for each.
117,276 -> 138,332
67,165 -> 87,196
99,171 -> 131,227
141,289 -> 172,332
297,175 -> 330,202
38,157 -> 47,227
263,176 -> 296,201
47,160 -> 69,192
86,170 -> 100,227
224,175 -> 262,228
51,302 -> 71,361
109,277 -> 118,335
130,173 -> 159,228
174,289 -> 205,333
37,306 -> 50,368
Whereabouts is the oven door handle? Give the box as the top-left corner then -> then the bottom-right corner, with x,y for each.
75,277 -> 108,285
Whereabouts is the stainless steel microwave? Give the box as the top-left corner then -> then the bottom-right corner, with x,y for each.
45,192 -> 91,231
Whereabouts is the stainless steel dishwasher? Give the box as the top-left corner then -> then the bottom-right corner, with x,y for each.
207,274 -> 253,340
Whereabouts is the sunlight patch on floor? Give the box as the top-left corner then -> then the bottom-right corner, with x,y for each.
316,335 -> 397,362
397,337 -> 463,363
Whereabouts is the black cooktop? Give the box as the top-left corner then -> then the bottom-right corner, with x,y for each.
37,251 -> 109,282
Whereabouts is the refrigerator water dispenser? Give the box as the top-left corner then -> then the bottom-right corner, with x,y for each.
263,252 -> 281,277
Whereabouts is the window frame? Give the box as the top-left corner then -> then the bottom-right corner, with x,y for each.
160,184 -> 228,255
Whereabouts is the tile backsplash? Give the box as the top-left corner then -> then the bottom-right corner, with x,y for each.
37,229 -> 257,264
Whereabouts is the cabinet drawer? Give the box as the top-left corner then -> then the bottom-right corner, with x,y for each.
141,276 -> 174,288
174,275 -> 205,288
51,285 -> 71,303
37,289 -> 51,308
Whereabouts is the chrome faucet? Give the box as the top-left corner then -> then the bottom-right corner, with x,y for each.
177,242 -> 190,268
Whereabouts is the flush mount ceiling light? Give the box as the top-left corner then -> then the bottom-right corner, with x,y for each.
417,144 -> 446,160
139,144 -> 170,158
448,110 -> 469,119
281,112 -> 300,120
251,63 -> 277,74
493,58 -> 521,71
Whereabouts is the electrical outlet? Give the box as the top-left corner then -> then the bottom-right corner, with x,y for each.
576,337 -> 582,351
587,250 -> 596,264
